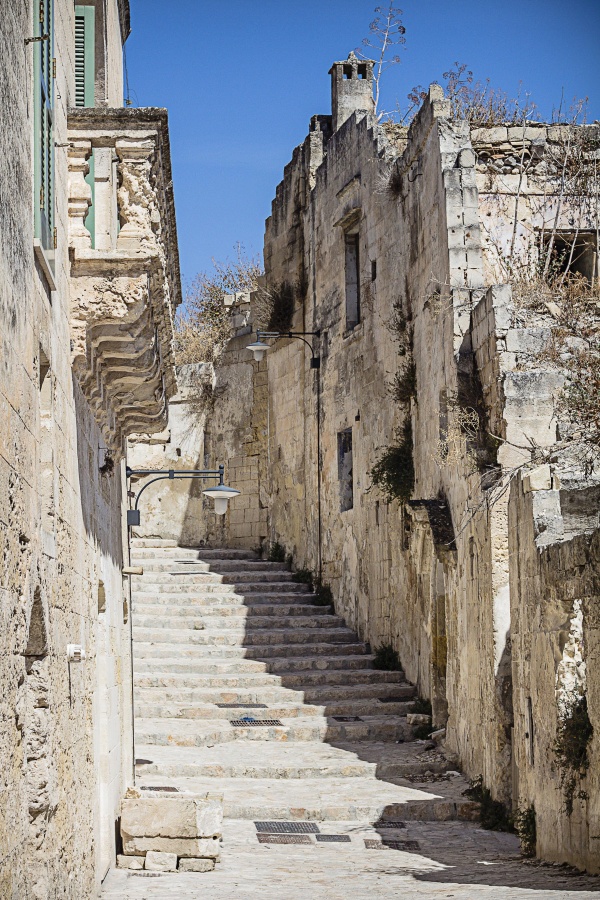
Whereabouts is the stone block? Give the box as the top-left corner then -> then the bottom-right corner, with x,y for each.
471,126 -> 508,143
117,855 -> 144,870
407,713 -> 431,726
123,835 -> 221,858
145,851 -> 177,872
522,465 -> 552,493
459,148 -> 476,168
121,796 -> 222,840
178,858 -> 216,872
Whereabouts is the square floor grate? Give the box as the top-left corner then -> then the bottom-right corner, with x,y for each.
230,719 -> 283,727
216,703 -> 267,709
331,715 -> 363,722
255,821 -> 320,834
364,839 -> 386,850
140,785 -> 178,792
315,834 -> 351,843
385,840 -> 421,852
257,834 -> 312,845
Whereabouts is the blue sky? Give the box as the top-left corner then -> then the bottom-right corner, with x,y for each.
126,0 -> 600,289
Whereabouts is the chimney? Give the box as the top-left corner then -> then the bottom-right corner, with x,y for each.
329,51 -> 375,132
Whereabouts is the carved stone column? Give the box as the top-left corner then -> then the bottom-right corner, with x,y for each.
115,138 -> 160,251
67,139 -> 92,249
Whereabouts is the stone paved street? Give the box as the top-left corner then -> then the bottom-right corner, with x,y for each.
102,819 -> 600,899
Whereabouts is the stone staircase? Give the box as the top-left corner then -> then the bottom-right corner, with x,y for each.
129,540 -> 477,829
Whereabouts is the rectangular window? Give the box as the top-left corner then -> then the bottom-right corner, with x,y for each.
75,5 -> 96,245
344,233 -> 360,330
34,0 -> 54,251
542,231 -> 598,283
338,428 -> 353,511
74,5 -> 95,107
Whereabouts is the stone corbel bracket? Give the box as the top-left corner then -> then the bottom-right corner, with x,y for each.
67,108 -> 182,451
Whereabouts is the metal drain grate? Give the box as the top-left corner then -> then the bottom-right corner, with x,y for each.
257,834 -> 311,845
331,715 -> 363,722
364,838 -> 420,851
315,834 -> 351,843
385,840 -> 421,852
230,719 -> 283,727
216,703 -> 267,709
364,839 -> 386,850
374,820 -> 406,829
255,821 -> 320,834
140,786 -> 178,792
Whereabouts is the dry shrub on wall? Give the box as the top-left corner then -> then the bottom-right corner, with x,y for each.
173,248 -> 263,367
253,279 -> 306,333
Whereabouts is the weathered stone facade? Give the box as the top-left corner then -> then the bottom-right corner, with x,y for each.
130,56 -> 599,873
0,1 -> 179,896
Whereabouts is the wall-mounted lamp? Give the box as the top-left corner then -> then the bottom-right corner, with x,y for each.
125,465 -> 240,527
246,330 -> 321,368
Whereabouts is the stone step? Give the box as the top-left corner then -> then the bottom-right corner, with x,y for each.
133,580 -> 311,593
133,641 -> 370,662
133,669 -> 410,690
130,538 -> 179,548
134,715 -> 413,746
132,603 -> 333,619
199,561 -> 289,572
217,572 -> 297,584
131,626 -> 358,646
134,672 -> 408,703
132,648 -> 373,672
132,590 -> 320,604
133,681 -> 413,705
130,547 -> 259,560
132,613 -> 345,631
240,641 -> 369,658
134,698 -> 415,720
134,740 -> 453,781
132,772 -> 478,822
131,570 -> 289,585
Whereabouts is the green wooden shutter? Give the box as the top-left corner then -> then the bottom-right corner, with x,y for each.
74,6 -> 95,245
34,0 -> 54,251
74,6 -> 95,107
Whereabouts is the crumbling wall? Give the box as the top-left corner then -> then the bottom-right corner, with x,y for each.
509,467 -> 600,872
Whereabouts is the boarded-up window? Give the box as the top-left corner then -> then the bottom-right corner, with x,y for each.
338,428 -> 353,511
345,234 -> 360,330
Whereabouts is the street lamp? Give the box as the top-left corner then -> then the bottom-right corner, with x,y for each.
246,330 -> 321,368
125,465 -> 240,526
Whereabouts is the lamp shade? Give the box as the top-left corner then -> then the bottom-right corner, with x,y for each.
202,482 -> 241,516
246,339 -> 270,362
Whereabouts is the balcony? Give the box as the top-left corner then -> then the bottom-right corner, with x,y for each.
67,107 -> 181,449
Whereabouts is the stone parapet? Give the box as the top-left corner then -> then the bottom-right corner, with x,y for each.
67,107 -> 181,449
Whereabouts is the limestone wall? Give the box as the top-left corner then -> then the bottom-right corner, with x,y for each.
260,74 -> 599,839
509,467 -> 600,873
0,1 -> 156,896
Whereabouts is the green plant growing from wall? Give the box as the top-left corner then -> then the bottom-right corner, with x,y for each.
291,568 -> 313,586
313,581 -> 334,608
268,541 -> 287,563
553,694 -> 593,816
372,644 -> 403,671
514,804 -> 536,857
370,420 -> 414,503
